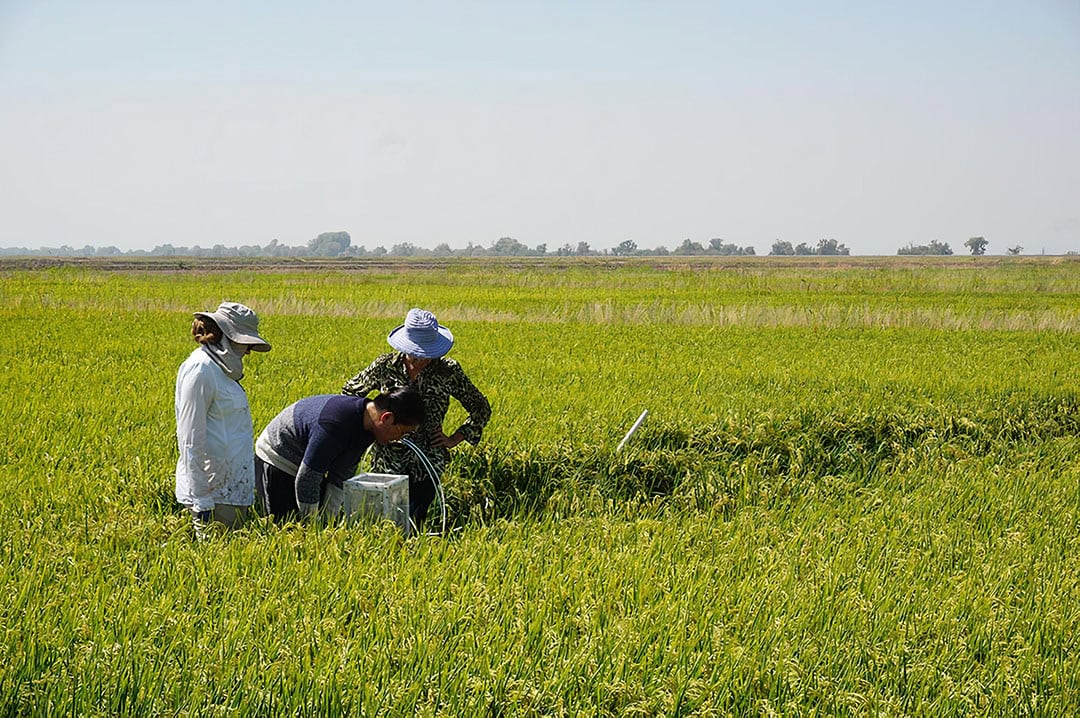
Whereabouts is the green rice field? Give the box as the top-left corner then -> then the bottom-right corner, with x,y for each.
1,256 -> 1078,715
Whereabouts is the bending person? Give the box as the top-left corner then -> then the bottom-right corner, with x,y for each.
254,386 -> 424,521
175,302 -> 272,539
342,308 -> 491,527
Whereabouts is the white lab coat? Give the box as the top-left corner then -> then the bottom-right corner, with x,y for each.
174,348 -> 255,511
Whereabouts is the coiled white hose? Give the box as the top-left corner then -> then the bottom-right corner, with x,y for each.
398,437 -> 447,536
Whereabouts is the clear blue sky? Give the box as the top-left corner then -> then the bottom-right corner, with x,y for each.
2,0 -> 1078,254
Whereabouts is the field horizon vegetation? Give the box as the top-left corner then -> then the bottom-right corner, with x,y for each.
2,256 -> 1078,715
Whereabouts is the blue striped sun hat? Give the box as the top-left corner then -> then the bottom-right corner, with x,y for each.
387,308 -> 454,359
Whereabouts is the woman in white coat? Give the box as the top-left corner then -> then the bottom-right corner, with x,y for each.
175,301 -> 270,538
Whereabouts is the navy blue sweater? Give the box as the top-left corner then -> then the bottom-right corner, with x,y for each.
255,395 -> 375,506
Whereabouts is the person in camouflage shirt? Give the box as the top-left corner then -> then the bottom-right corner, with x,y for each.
342,308 -> 491,527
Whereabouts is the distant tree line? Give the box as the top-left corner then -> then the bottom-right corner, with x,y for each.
893,236 -> 1031,256
768,238 -> 850,256
897,240 -> 954,256
2,231 -> 1055,258
0,232 -> 760,258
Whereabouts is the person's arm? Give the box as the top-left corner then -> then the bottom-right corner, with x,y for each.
321,460 -> 358,520
294,403 -> 356,517
436,364 -> 491,448
342,353 -> 395,397
293,461 -> 325,518
176,365 -> 215,512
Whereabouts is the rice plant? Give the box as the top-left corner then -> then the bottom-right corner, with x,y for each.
1,258 -> 1077,715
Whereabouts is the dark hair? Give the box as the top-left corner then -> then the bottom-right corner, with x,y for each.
192,316 -> 223,345
372,385 -> 425,427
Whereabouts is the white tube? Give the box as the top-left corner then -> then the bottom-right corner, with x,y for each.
616,409 -> 649,453
400,437 -> 447,535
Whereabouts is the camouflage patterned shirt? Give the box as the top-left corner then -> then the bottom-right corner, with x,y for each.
341,352 -> 491,449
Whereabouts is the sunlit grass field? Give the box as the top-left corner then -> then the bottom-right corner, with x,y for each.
1,257 -> 1078,715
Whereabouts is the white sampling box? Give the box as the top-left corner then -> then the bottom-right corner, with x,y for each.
343,473 -> 410,535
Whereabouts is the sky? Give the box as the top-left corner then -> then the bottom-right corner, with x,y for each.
1,0 -> 1078,255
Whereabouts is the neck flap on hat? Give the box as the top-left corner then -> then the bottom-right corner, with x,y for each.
202,339 -> 246,382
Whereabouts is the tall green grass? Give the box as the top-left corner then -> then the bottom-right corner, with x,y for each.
1,259 -> 1077,715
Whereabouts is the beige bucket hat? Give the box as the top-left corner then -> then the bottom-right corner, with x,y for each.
194,302 -> 271,351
